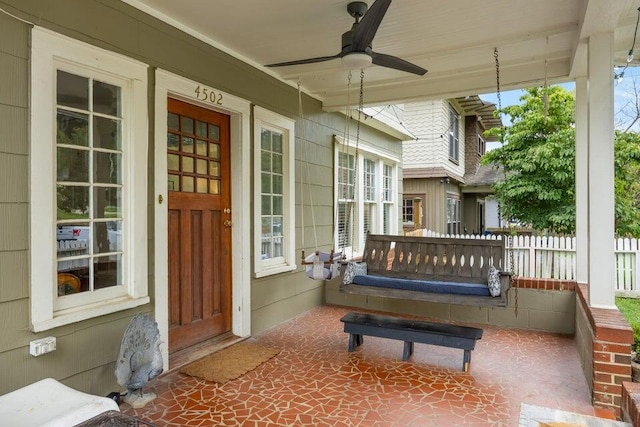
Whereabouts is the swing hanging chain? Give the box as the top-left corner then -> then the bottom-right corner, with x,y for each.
495,47 -> 518,315
298,80 -> 305,250
349,70 -> 365,256
298,79 -> 322,261
338,72 -> 353,259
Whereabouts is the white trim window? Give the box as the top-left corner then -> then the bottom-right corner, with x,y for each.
30,28 -> 149,331
253,107 -> 296,277
335,137 -> 399,256
447,195 -> 461,235
448,106 -> 460,162
337,151 -> 356,252
382,163 -> 394,234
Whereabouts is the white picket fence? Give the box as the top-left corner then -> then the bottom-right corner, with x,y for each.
415,229 -> 640,295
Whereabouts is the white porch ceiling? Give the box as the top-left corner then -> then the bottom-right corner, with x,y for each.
124,0 -> 637,110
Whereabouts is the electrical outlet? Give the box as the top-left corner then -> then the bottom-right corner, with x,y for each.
29,336 -> 56,356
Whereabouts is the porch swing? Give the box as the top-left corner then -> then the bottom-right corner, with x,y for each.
298,79 -> 343,280
299,69 -> 366,280
337,49 -> 518,310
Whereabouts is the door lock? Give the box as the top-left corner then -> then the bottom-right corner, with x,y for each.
224,208 -> 231,214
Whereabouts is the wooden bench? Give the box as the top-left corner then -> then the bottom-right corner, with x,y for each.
340,234 -> 511,307
340,312 -> 483,371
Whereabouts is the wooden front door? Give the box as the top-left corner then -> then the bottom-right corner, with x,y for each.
167,98 -> 232,353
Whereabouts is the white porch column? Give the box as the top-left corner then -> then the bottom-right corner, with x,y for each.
586,32 -> 616,308
574,76 -> 588,285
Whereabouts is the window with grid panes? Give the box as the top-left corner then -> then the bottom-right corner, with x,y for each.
447,196 -> 461,235
30,28 -> 149,331
448,106 -> 460,162
335,140 -> 399,257
363,158 -> 377,235
337,152 -> 355,250
382,164 -> 393,234
253,107 -> 296,277
166,113 -> 221,194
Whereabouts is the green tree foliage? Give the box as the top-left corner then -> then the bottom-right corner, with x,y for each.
482,86 -> 576,234
482,86 -> 640,237
615,131 -> 640,237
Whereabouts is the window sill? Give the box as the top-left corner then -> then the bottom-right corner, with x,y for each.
31,295 -> 150,332
254,263 -> 297,278
448,158 -> 460,165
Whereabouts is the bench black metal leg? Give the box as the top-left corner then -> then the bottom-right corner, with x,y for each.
402,341 -> 414,361
463,349 -> 471,372
348,334 -> 364,352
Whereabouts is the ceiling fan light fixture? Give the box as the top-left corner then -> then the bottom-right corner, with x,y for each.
341,53 -> 373,70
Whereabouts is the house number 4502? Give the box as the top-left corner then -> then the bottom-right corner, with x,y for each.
194,85 -> 223,105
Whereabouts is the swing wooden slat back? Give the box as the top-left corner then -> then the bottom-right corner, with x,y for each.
362,234 -> 505,282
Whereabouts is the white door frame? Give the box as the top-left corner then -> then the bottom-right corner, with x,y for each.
154,69 -> 251,368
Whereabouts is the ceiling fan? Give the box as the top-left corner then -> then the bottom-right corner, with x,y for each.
265,0 -> 427,76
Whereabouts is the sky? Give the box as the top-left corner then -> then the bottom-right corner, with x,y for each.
478,66 -> 640,150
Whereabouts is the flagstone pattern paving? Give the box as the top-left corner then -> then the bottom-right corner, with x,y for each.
123,305 -> 609,426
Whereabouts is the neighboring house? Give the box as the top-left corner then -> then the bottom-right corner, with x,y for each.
0,2 -> 406,396
400,96 -> 503,235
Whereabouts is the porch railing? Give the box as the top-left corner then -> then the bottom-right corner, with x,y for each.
407,229 -> 640,296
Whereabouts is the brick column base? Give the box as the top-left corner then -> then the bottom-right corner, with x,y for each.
577,284 -> 633,417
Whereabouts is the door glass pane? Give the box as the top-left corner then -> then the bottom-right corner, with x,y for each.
209,179 -> 220,194
168,113 -> 179,130
167,133 -> 179,150
182,156 -> 194,173
196,159 -> 207,174
57,148 -> 89,182
196,178 -> 207,193
93,80 -> 121,116
57,185 -> 89,219
57,71 -> 88,110
209,143 -> 220,159
183,176 -> 194,192
196,139 -> 207,155
182,137 -> 194,153
93,117 -> 121,150
209,161 -> 220,177
181,117 -> 194,135
168,174 -> 179,191
196,121 -> 207,137
57,110 -> 89,147
167,154 -> 179,171
209,124 -> 219,140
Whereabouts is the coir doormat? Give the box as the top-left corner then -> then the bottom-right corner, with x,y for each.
180,342 -> 280,384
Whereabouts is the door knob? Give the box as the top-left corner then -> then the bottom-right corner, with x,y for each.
224,220 -> 233,228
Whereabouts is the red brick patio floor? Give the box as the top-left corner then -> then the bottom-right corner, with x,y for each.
123,305 -> 614,426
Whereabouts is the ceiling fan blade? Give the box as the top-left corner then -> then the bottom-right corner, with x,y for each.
372,52 -> 427,76
266,53 -> 342,68
352,0 -> 391,52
